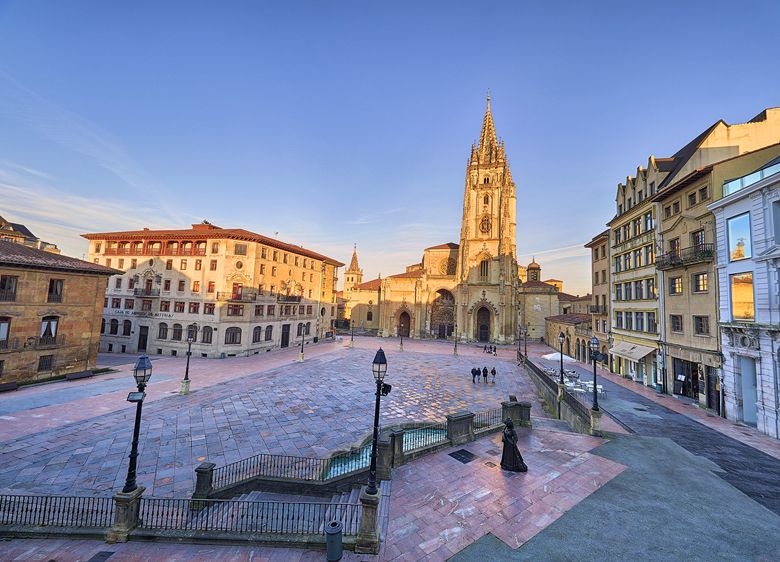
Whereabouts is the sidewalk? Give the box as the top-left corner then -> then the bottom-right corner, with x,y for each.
524,341 -> 780,461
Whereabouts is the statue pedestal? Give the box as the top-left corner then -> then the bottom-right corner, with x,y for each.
179,379 -> 190,395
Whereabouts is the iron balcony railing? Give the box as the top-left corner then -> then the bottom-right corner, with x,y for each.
0,494 -> 115,528
32,334 -> 66,348
277,294 -> 302,303
134,288 -> 161,297
46,293 -> 63,303
0,337 -> 20,352
656,243 -> 715,270
216,289 -> 258,303
575,324 -> 593,337
103,247 -> 207,256
0,289 -> 17,302
589,305 -> 607,314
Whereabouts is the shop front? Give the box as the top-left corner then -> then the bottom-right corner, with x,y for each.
609,341 -> 656,386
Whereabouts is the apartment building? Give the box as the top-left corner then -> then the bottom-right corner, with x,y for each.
585,230 -> 610,364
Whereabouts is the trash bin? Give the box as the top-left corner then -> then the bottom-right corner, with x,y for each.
325,520 -> 343,561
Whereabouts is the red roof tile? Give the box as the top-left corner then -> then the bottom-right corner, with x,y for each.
0,240 -> 119,276
425,242 -> 459,250
356,278 -> 382,290
544,313 -> 591,325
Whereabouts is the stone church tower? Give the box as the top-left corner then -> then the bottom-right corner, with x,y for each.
455,96 -> 519,343
344,244 -> 363,297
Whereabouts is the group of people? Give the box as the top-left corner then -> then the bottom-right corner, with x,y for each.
471,366 -> 497,384
483,345 -> 497,355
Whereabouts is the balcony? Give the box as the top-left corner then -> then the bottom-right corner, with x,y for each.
0,337 -> 20,352
656,244 -> 715,270
277,294 -> 302,303
589,305 -> 607,314
0,289 -> 16,302
575,324 -> 593,338
217,288 -> 258,302
47,293 -> 63,303
33,335 -> 66,349
134,288 -> 161,297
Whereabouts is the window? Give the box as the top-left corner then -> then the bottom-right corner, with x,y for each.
227,304 -> 244,316
644,212 -> 654,231
774,201 -> 780,241
634,249 -> 642,268
634,280 -> 643,300
614,228 -> 622,244
128,278 -> 135,290
265,325 -> 273,340
207,281 -> 215,293
644,245 -> 654,265
255,305 -> 264,316
258,284 -> 265,295
645,278 -> 655,299
267,305 -> 275,316
601,270 -> 606,284
160,300 -> 170,312
260,264 -> 266,274
110,319 -> 119,335
210,260 -> 217,271
624,254 -> 630,270
100,317 -> 105,334
624,282 -> 632,300
158,323 -> 168,339
0,317 -> 10,348
730,272 -> 754,320
195,259 -> 202,271
261,247 -> 267,259
94,258 -> 100,264
122,320 -> 132,336
699,186 -> 709,202
296,323 -> 303,337
615,311 -> 623,329
48,279 -> 64,303
38,355 -> 54,372
272,267 -> 277,277
635,312 -> 644,332
174,301 -> 185,313
479,259 -> 489,280
112,298 -> 121,309
204,303 -> 215,315
614,256 -> 622,273
632,218 -> 641,237
600,245 -> 606,259
201,326 -> 213,344
299,305 -> 305,315
115,278 -> 122,289
625,312 -> 633,330
180,259 -> 187,270
192,281 -> 200,293
124,299 -> 135,310
118,258 -> 124,269
673,201 -> 680,214
142,299 -> 152,311
691,229 -> 705,249
187,324 -> 198,341
367,311 -> 373,321
235,244 -> 247,255
618,203 -> 623,214
670,314 -> 683,333
693,316 -> 710,335
106,258 -> 112,268
211,242 -> 219,253
664,206 -> 672,219
253,326 -> 262,343
692,273 -> 708,293
647,312 -> 657,333
166,259 -> 173,270
178,280 -> 185,292
615,284 -> 622,301
669,277 -> 682,295
189,302 -> 200,314
225,327 -> 242,344
305,322 -> 311,335
131,259 -> 137,269
688,192 -> 697,208
172,324 -> 183,340
163,279 -> 171,291
727,213 -> 751,261
669,238 -> 680,257
306,305 -> 312,315
272,250 -> 278,261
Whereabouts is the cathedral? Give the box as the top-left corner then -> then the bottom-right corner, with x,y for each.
343,98 -> 551,344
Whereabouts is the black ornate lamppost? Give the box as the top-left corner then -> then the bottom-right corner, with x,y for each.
453,321 -> 458,356
180,323 -> 198,395
299,325 -> 306,362
590,335 -> 600,411
122,355 -> 153,493
366,348 -> 390,495
524,323 -> 528,361
350,318 -> 354,348
558,331 -> 565,385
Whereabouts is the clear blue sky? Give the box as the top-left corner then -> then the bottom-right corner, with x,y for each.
1,0 -> 779,295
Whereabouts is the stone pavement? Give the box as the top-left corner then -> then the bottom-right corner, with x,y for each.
0,338 -> 543,497
529,342 -> 780,517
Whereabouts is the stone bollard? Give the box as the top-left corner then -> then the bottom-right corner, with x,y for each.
446,411 -> 475,446
355,485 -> 381,554
376,436 -> 393,480
589,408 -> 603,436
390,429 -> 405,467
193,462 -> 215,498
517,401 -> 532,427
106,486 -> 144,543
501,401 -> 527,428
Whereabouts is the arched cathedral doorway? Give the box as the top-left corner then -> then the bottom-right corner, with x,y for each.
476,307 -> 490,342
431,290 -> 455,339
398,312 -> 410,338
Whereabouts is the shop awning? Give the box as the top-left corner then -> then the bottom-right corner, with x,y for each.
609,341 -> 656,362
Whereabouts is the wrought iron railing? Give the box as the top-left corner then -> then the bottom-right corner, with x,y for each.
402,421 -> 448,452
134,288 -> 160,297
656,243 -> 715,270
473,408 -> 504,431
277,294 -> 302,303
589,305 -> 607,314
0,337 -> 19,352
0,494 -> 114,528
138,498 -> 361,536
33,335 -> 66,348
216,289 -> 258,302
0,289 -> 17,302
46,292 -> 63,303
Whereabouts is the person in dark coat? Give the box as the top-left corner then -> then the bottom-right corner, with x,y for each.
483,344 -> 488,353
471,367 -> 478,384
482,366 -> 488,383
490,367 -> 496,383
500,418 -> 527,472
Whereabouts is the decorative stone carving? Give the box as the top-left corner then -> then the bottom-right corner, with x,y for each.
724,325 -> 760,351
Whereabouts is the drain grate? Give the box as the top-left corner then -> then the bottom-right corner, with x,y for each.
449,449 -> 478,464
484,461 -> 497,468
486,449 -> 500,456
87,553 -> 115,562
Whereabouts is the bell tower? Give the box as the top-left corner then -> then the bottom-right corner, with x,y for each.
344,244 -> 363,297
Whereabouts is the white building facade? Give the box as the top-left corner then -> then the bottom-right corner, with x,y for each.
709,156 -> 780,438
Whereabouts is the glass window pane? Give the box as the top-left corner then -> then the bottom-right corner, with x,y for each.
730,272 -> 754,320
727,213 -> 751,261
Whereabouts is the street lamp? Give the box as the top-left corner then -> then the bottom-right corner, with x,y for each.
180,323 -> 198,395
399,326 -> 404,351
367,348 -> 390,496
524,324 -> 528,361
122,355 -> 153,493
299,325 -> 306,362
453,321 -> 458,355
590,336 -> 600,411
350,318 -> 354,348
558,331 -> 565,384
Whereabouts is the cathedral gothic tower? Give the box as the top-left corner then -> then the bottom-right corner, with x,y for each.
456,96 -> 519,343
344,244 -> 363,296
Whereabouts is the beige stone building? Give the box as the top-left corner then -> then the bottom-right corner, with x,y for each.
517,259 -> 560,342
344,98 -> 520,343
585,230 -> 610,364
544,313 -> 592,360
653,142 -> 780,408
0,240 -> 117,386
0,215 -> 60,253
82,222 -> 343,357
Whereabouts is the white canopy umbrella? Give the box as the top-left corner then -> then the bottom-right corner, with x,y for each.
541,352 -> 575,363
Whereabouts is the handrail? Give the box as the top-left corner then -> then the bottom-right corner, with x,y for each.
656,243 -> 715,270
0,494 -> 114,528
473,408 -> 503,430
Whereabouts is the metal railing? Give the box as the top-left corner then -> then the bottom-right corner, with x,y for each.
46,293 -> 63,303
134,288 -> 161,297
33,334 -> 66,348
589,305 -> 607,314
277,294 -> 302,303
526,359 -> 559,393
103,247 -> 207,256
0,337 -> 19,352
0,494 -> 114,528
656,243 -> 715,270
402,421 -> 448,452
0,289 -> 17,302
138,497 -> 361,536
216,289 -> 258,302
473,408 -> 504,431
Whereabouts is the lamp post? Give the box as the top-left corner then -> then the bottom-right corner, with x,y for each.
367,348 -> 390,496
558,331 -> 565,384
399,327 -> 404,352
180,323 -> 197,395
299,326 -> 305,362
524,323 -> 528,361
122,355 -> 153,493
590,336 -> 600,411
657,340 -> 667,394
453,322 -> 458,356
350,318 -> 354,348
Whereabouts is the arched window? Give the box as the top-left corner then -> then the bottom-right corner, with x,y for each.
122,320 -> 132,336
187,324 -> 198,342
483,177 -> 489,184
296,323 -> 303,336
172,323 -> 183,341
110,319 -> 119,335
100,318 -> 105,334
265,325 -> 273,341
225,327 -> 241,345
253,326 -> 262,343
158,323 -> 168,339
305,322 -> 311,335
479,259 -> 489,280
201,326 -> 213,344
483,194 -> 490,206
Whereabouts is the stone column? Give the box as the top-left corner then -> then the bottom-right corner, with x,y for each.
106,486 -> 144,543
376,435 -> 393,480
517,401 -> 532,427
446,411 -> 475,446
501,401 -> 527,428
355,486 -> 380,554
390,429 -> 405,467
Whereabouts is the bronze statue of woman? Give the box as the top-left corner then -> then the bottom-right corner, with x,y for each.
500,418 -> 528,472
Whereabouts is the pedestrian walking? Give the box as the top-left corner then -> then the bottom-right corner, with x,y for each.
471,367 -> 478,384
483,344 -> 488,353
492,345 -> 497,356
491,367 -> 496,383
482,366 -> 488,383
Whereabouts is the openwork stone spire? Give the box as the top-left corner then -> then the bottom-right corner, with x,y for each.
347,243 -> 361,272
478,94 -> 498,160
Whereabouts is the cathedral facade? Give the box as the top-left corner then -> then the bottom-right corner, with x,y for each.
344,98 -> 522,343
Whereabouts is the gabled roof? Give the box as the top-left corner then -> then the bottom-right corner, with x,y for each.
544,313 -> 591,325
0,240 -> 119,276
390,269 -> 424,279
425,242 -> 459,250
9,222 -> 36,238
356,278 -> 382,290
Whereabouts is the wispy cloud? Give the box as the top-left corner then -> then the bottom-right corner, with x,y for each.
346,207 -> 406,225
